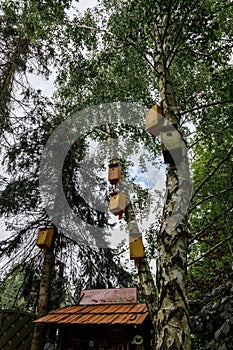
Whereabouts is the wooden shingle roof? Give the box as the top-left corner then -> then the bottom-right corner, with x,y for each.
35,303 -> 148,325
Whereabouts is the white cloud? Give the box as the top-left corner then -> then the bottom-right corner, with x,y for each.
75,0 -> 99,13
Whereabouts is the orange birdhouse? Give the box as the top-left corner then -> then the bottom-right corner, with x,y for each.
146,104 -> 163,137
108,163 -> 122,185
109,191 -> 126,217
36,227 -> 54,250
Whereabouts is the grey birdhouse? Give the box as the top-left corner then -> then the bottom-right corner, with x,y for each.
160,125 -> 183,165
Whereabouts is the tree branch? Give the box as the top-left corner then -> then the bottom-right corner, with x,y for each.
167,0 -> 205,68
190,205 -> 233,244
188,126 -> 230,150
75,21 -> 155,71
191,144 -> 233,201
206,2 -> 233,20
128,40 -> 155,70
75,24 -> 113,36
180,99 -> 233,116
188,234 -> 232,266
162,0 -> 173,44
190,186 -> 233,213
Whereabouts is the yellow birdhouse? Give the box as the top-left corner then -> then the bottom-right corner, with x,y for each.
130,236 -> 144,260
108,163 -> 122,185
146,104 -> 163,137
36,227 -> 54,250
160,125 -> 183,165
109,191 -> 126,216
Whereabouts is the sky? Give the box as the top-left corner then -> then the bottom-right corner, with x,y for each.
72,0 -> 99,13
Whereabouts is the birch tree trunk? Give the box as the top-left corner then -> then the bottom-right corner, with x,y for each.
155,162 -> 191,349
135,10 -> 192,348
154,68 -> 191,349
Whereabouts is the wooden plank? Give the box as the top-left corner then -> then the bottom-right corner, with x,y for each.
0,310 -> 35,350
79,288 -> 137,305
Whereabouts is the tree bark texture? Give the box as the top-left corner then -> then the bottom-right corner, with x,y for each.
30,230 -> 56,350
155,168 -> 191,349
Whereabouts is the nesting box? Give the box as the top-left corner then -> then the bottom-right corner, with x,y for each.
130,236 -> 144,260
129,225 -> 140,236
36,227 -> 54,250
109,191 -> 126,216
160,125 -> 183,165
108,163 -> 122,185
145,104 -> 163,137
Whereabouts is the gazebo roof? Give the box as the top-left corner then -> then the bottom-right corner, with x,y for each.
35,303 -> 148,326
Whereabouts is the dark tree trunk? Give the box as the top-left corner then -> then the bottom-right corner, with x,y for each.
30,229 -> 57,350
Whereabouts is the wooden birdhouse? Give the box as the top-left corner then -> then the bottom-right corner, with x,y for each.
109,191 -> 126,217
36,227 -> 54,250
160,125 -> 183,165
130,236 -> 144,260
145,104 -> 163,137
108,163 -> 122,185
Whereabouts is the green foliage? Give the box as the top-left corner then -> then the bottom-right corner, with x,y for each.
0,263 -> 40,312
187,62 -> 233,298
190,282 -> 233,350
